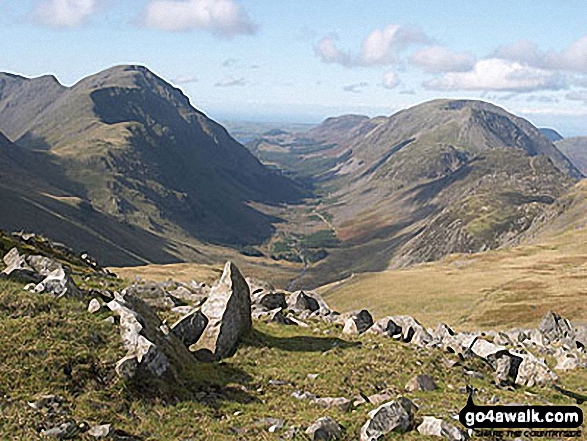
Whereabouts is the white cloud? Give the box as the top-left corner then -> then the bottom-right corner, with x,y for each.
410,45 -> 475,72
342,82 -> 368,93
423,58 -> 566,92
315,24 -> 430,67
382,71 -> 400,89
546,36 -> 587,74
566,90 -> 587,104
33,0 -> 97,28
143,0 -> 257,36
214,77 -> 246,87
315,36 -> 353,67
494,36 -> 587,74
360,25 -> 431,65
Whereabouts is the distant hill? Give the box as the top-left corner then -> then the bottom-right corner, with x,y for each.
252,100 -> 581,288
539,127 -> 564,142
555,136 -> 587,175
0,66 -> 305,265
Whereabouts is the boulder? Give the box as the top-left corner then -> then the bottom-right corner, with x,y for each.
513,352 -> 557,386
342,310 -> 374,335
360,399 -> 415,440
390,316 -> 432,346
2,248 -> 82,298
417,416 -> 469,440
405,374 -> 437,392
305,417 -> 344,440
40,420 -> 88,439
367,317 -> 402,337
257,292 -> 287,310
574,325 -> 587,350
168,285 -> 207,304
171,309 -> 209,347
538,311 -> 574,344
193,262 -> 252,361
494,352 -> 523,386
87,424 -> 112,438
107,292 -> 195,380
287,291 -> 320,312
314,397 -> 352,412
367,392 -> 393,406
34,266 -> 82,298
554,348 -> 580,371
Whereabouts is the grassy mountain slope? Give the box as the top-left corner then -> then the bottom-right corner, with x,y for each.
0,66 -> 306,265
2,238 -> 585,440
319,180 -> 587,330
251,100 -> 580,289
556,136 -> 587,175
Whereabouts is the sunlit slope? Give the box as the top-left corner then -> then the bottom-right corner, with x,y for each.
318,182 -> 587,330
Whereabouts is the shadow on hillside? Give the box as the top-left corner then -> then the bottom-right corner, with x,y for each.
245,328 -> 360,352
124,361 -> 258,408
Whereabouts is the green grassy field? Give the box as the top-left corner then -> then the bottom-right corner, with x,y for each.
1,278 -> 585,440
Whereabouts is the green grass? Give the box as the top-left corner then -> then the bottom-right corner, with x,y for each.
1,277 -> 585,439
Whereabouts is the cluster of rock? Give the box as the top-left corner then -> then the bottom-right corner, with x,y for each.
326,310 -> 587,389
1,248 -> 82,298
87,261 -> 254,382
300,395 -> 468,441
6,248 -> 585,440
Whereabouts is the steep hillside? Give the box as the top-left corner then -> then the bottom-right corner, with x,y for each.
0,66 -> 306,264
252,100 -> 581,289
556,137 -> 587,175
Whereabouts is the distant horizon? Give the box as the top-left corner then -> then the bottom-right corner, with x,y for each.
2,0 -> 587,136
3,62 -> 585,138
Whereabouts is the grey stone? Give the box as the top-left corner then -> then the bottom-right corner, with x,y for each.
405,374 -> 437,392
538,311 -> 574,344
88,299 -> 101,314
514,352 -> 558,386
88,424 -> 112,438
360,399 -> 415,440
193,262 -> 252,361
314,397 -> 352,412
342,310 -> 374,335
171,309 -> 208,347
390,315 -> 432,346
305,417 -> 344,440
40,420 -> 87,439
367,317 -> 402,337
107,293 -> 195,380
288,290 -> 320,312
417,416 -> 469,440
258,292 -> 287,310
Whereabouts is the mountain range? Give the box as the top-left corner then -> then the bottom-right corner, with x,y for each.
250,100 -> 582,287
0,66 -> 305,265
1,65 -> 585,290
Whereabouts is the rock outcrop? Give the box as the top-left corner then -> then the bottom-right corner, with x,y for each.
106,292 -> 195,380
193,262 -> 252,361
360,398 -> 415,440
2,248 -> 82,298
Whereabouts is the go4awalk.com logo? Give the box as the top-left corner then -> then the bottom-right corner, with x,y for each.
459,388 -> 583,438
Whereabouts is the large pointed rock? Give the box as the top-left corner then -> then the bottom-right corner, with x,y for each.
107,292 -> 195,380
171,309 -> 208,347
538,311 -> 574,344
193,262 -> 252,361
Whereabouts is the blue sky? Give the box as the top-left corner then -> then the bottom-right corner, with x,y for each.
1,0 -> 587,135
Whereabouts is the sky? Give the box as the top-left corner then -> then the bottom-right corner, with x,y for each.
1,0 -> 587,135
